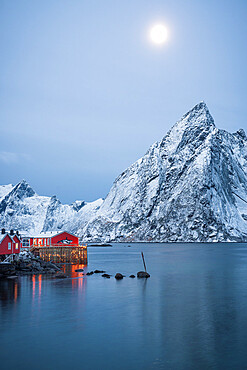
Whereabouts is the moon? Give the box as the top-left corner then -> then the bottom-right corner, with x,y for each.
150,24 -> 168,44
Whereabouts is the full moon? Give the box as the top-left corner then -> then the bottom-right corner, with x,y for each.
150,24 -> 168,44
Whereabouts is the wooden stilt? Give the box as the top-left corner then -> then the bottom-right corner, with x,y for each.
141,251 -> 147,272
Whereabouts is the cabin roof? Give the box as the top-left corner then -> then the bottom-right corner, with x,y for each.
21,231 -> 78,239
0,233 -> 12,243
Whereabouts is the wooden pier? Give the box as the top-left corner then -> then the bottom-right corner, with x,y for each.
32,245 -> 87,264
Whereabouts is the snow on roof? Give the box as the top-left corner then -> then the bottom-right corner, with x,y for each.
0,233 -> 15,243
0,234 -> 7,243
20,231 -> 60,238
21,231 -> 77,238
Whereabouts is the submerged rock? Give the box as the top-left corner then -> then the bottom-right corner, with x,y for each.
86,271 -> 94,276
129,275 -> 135,278
102,273 -> 111,278
75,269 -> 84,272
137,271 -> 150,278
94,270 -> 105,273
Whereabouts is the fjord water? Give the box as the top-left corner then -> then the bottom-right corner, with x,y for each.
1,244 -> 247,370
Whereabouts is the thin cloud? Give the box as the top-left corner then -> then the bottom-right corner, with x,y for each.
0,151 -> 31,164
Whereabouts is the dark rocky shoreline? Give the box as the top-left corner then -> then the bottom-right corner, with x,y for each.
0,251 -> 61,279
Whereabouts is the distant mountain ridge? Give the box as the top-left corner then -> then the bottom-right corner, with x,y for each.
2,102 -> 247,242
0,180 -> 103,235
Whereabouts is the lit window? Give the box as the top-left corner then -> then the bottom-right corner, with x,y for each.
16,243 -> 18,250
8,242 -> 11,250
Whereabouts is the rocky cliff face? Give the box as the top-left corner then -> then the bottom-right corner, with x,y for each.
81,102 -> 247,242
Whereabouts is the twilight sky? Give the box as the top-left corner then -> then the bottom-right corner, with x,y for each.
1,0 -> 247,203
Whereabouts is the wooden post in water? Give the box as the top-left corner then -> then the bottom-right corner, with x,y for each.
141,252 -> 147,272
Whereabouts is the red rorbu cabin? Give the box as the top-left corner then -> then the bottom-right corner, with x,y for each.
0,230 -> 21,255
21,231 -> 79,249
20,231 -> 86,264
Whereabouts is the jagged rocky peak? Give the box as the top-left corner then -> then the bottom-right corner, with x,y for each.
8,179 -> 35,200
180,101 -> 214,125
159,102 -> 216,158
72,200 -> 85,212
49,195 -> 61,206
234,128 -> 247,140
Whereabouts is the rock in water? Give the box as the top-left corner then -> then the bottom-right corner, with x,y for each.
115,273 -> 124,280
94,270 -> 105,273
137,271 -> 150,278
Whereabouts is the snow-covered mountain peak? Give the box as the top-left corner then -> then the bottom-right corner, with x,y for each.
181,101 -> 214,124
158,101 -> 215,162
7,179 -> 36,201
81,102 -> 247,243
234,128 -> 247,141
49,195 -> 61,206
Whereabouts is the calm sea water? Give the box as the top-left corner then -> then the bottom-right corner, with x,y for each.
1,243 -> 247,370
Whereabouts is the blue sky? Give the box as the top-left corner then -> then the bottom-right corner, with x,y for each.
1,0 -> 247,203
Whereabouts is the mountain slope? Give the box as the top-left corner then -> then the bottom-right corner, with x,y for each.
81,102 -> 247,242
0,184 -> 14,201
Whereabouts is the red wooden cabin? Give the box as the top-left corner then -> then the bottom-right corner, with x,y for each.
21,231 -> 79,249
0,231 -> 21,255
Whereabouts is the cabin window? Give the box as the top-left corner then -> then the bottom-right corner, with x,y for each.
16,243 -> 18,250
34,239 -> 37,245
47,239 -> 50,246
8,242 -> 11,250
22,238 -> 30,247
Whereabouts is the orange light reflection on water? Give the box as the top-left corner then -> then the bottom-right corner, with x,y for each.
14,281 -> 18,303
38,274 -> 42,298
32,274 -> 42,303
32,275 -> 36,299
61,264 -> 87,291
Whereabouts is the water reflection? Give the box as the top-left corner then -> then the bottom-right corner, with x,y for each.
0,278 -> 20,306
61,263 -> 86,278
1,245 -> 247,370
60,263 -> 86,290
